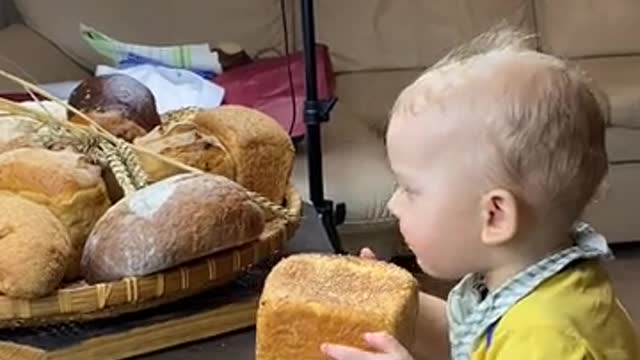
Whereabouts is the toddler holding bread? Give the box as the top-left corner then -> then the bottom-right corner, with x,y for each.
322,27 -> 640,360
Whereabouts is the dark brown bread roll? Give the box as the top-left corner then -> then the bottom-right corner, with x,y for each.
68,74 -> 161,141
81,173 -> 266,284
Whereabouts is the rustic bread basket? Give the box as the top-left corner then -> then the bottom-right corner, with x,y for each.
0,70 -> 302,328
0,188 -> 300,328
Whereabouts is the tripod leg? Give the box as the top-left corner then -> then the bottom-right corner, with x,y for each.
299,0 -> 345,254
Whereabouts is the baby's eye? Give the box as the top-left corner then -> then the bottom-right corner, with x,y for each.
401,186 -> 417,199
393,182 -> 418,199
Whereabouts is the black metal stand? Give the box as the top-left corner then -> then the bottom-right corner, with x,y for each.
300,0 -> 346,253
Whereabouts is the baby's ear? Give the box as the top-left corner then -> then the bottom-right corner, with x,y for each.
480,189 -> 518,246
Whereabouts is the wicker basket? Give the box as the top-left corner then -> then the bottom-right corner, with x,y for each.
0,186 -> 301,329
0,72 -> 304,329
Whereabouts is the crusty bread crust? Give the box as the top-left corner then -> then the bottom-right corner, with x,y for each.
0,193 -> 71,298
257,254 -> 419,359
0,148 -> 111,280
135,105 -> 294,203
81,173 -> 266,284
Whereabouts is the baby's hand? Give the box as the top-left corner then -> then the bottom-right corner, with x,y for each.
359,247 -> 377,260
322,252 -> 413,359
322,332 -> 414,360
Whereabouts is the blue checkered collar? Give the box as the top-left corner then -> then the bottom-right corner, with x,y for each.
446,222 -> 613,360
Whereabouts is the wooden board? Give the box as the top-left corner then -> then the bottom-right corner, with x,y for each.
0,259 -> 277,360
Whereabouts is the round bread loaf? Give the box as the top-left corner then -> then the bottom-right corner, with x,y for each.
81,173 -> 266,284
0,192 -> 72,298
0,148 -> 111,280
70,110 -> 147,143
134,105 -> 295,204
68,74 -> 161,142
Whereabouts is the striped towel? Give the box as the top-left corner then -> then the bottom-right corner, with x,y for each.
80,24 -> 222,78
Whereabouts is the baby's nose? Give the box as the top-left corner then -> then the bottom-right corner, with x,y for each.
386,190 -> 399,215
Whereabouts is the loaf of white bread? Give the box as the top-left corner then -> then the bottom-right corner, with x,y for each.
0,148 -> 111,280
134,105 -> 295,204
0,192 -> 71,298
256,254 -> 419,359
81,173 -> 266,284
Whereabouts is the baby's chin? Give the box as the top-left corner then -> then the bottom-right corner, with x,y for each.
416,258 -> 467,281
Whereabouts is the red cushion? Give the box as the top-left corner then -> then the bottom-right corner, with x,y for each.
213,44 -> 336,139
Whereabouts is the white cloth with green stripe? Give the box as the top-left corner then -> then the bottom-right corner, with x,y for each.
80,24 -> 222,76
81,24 -> 225,113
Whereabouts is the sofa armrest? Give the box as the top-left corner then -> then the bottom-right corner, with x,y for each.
0,24 -> 89,91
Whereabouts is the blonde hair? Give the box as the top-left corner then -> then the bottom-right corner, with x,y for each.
392,26 -> 609,222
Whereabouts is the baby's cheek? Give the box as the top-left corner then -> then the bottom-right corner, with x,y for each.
399,217 -> 425,248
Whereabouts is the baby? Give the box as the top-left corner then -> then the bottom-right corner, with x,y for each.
321,27 -> 640,360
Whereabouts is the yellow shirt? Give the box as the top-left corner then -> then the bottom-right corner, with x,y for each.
472,260 -> 640,360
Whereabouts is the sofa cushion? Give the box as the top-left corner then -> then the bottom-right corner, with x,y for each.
14,0 -> 290,71
577,56 -> 640,129
535,0 -> 640,58
290,104 -> 398,252
0,24 -> 89,92
583,128 -> 640,243
335,69 -> 422,136
607,128 -> 640,163
583,163 -> 640,242
294,0 -> 535,72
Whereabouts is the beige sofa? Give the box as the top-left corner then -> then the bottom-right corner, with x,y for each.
0,0 -> 638,258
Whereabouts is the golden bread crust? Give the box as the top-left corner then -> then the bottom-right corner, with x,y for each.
0,193 -> 71,298
81,173 -> 265,283
0,148 -> 111,280
256,254 -> 419,359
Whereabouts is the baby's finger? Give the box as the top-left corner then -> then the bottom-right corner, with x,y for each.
321,343 -> 379,360
360,248 -> 377,260
364,332 -> 412,357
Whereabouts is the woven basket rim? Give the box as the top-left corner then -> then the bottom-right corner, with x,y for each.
0,186 -> 302,328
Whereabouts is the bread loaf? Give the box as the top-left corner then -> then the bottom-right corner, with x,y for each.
0,115 -> 36,154
0,100 -> 67,153
68,74 -> 161,141
81,173 -> 266,284
134,112 -> 236,181
134,105 -> 295,203
70,110 -> 147,143
256,254 -> 419,360
0,148 -> 111,280
0,192 -> 72,298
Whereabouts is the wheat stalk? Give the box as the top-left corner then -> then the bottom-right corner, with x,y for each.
99,142 -> 137,194
113,137 -> 148,188
246,190 -> 299,223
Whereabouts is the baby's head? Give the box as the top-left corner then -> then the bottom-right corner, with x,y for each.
386,28 -> 609,280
